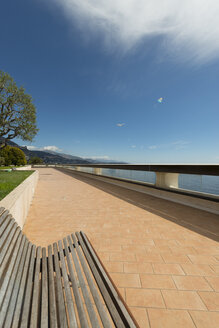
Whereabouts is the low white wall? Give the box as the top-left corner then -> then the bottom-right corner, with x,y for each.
15,165 -> 32,171
0,170 -> 39,228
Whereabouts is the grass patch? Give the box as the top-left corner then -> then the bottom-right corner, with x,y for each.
0,171 -> 34,200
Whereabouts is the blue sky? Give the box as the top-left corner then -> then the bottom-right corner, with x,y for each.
1,0 -> 219,163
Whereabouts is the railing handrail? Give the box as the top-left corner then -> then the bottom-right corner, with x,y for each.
54,164 -> 219,176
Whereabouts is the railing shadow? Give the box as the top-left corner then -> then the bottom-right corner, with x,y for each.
57,168 -> 219,243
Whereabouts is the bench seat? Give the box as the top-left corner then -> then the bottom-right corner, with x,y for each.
0,207 -> 139,328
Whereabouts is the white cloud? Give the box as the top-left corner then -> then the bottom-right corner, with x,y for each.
25,145 -> 62,152
148,145 -> 157,150
131,145 -> 136,148
43,146 -> 62,152
116,123 -> 125,127
51,0 -> 219,63
148,140 -> 189,150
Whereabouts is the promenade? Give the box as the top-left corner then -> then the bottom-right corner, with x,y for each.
23,168 -> 219,328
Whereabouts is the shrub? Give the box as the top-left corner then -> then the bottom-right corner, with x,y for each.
29,156 -> 43,164
0,146 -> 27,166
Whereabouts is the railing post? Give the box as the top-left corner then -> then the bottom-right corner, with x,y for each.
93,168 -> 102,175
155,172 -> 179,189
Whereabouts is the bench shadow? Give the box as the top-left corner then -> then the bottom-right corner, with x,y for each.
56,168 -> 219,243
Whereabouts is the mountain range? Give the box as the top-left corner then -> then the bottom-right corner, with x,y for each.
0,138 -> 125,164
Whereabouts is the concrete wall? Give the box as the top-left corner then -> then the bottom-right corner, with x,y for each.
15,165 -> 32,171
0,170 -> 39,228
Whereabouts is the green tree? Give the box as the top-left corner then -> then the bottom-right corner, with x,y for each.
28,156 -> 43,164
0,70 -> 38,148
0,156 -> 5,166
0,145 -> 27,166
0,145 -> 11,165
10,147 -> 27,166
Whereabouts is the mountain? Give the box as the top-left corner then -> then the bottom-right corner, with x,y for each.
0,138 -> 126,164
0,138 -> 91,164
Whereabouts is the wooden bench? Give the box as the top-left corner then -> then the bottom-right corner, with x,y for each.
0,207 -> 139,328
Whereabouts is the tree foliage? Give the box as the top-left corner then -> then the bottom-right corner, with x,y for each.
0,70 -> 38,148
28,156 -> 43,164
0,146 -> 27,166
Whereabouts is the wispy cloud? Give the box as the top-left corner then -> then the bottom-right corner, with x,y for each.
148,145 -> 158,150
89,156 -> 109,160
130,145 -> 136,148
51,0 -> 219,63
148,140 -> 190,150
116,123 -> 125,127
25,145 -> 62,152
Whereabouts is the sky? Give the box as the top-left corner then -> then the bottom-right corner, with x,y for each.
1,0 -> 219,163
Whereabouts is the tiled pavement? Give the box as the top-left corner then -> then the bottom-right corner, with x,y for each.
23,168 -> 219,328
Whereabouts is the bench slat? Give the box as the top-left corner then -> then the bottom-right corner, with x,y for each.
0,235 -> 26,327
53,242 -> 68,327
58,240 -> 78,328
80,232 -> 139,328
77,232 -> 126,328
20,245 -> 36,328
48,245 -> 58,328
67,235 -> 101,328
0,210 -> 10,234
72,234 -> 112,328
4,239 -> 29,327
0,217 -> 15,249
30,246 -> 41,328
12,242 -> 32,328
0,232 -> 23,308
41,247 -> 49,327
63,237 -> 89,327
0,227 -> 20,275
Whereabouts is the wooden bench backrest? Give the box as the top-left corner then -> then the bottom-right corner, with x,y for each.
0,207 -> 139,328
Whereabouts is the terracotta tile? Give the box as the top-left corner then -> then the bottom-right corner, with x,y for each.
162,253 -> 191,264
170,246 -> 197,255
103,261 -> 123,273
153,239 -> 178,247
122,245 -> 146,252
126,288 -> 165,308
124,262 -> 153,274
96,251 -> 110,261
188,255 -> 219,265
98,244 -> 122,252
173,276 -> 213,291
136,252 -> 163,263
110,252 -> 136,262
181,264 -> 217,276
190,311 -> 219,328
153,263 -> 185,275
205,276 -> 219,291
148,308 -> 196,328
118,288 -> 126,300
145,245 -> 171,254
199,292 -> 219,311
140,274 -> 176,289
129,307 -> 150,328
162,290 -> 207,310
110,273 -> 141,288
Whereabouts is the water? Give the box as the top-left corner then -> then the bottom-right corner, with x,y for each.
78,167 -> 219,196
